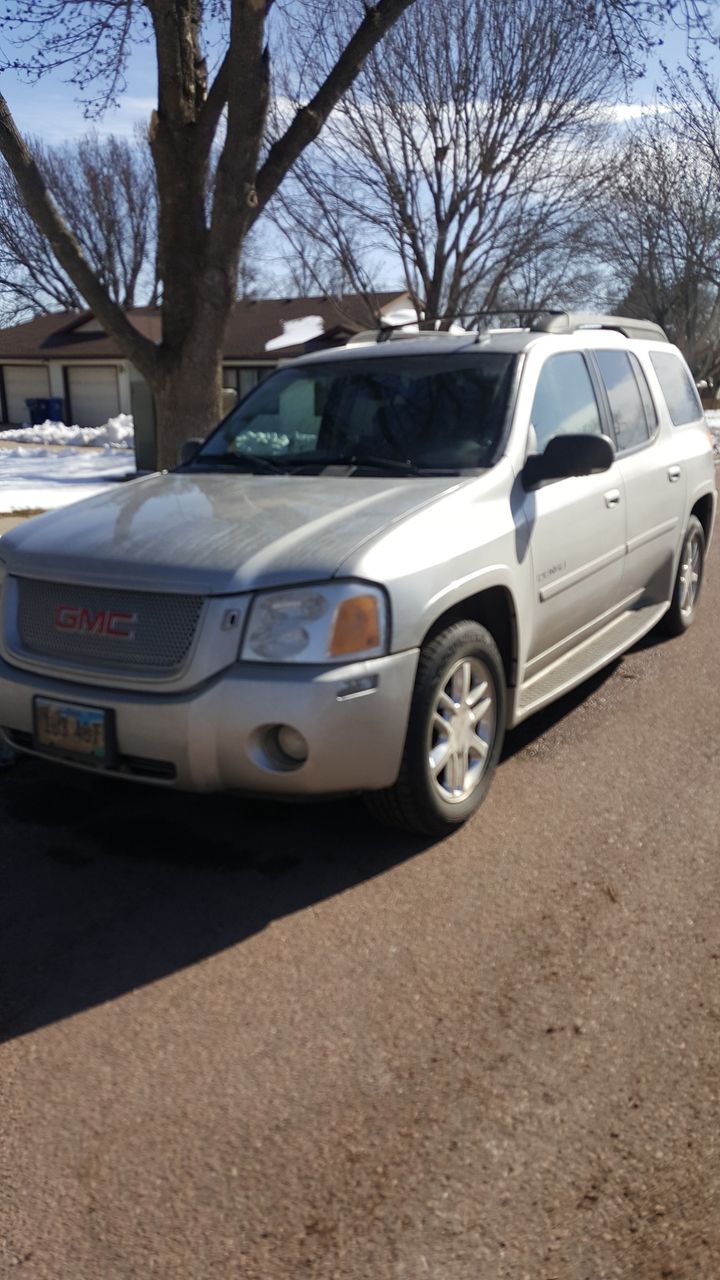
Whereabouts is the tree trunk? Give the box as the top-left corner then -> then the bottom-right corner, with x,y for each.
152,339 -> 224,471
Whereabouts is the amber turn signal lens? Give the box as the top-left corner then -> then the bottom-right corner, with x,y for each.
328,595 -> 381,657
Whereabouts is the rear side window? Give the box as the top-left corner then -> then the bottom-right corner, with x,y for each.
531,352 -> 603,451
595,350 -> 655,452
650,352 -> 703,426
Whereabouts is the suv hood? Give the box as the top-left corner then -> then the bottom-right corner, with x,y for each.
0,470 -> 463,595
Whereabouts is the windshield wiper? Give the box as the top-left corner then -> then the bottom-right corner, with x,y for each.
295,452 -> 420,475
187,451 -> 286,475
187,449 -> 460,477
280,451 -> 415,474
286,452 -> 460,476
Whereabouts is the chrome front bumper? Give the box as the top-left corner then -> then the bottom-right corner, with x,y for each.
0,650 -> 419,794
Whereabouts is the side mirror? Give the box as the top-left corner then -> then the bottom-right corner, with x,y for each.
523,433 -> 614,490
178,437 -> 204,466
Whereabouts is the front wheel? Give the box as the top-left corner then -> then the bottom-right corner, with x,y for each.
364,622 -> 506,836
661,515 -> 705,636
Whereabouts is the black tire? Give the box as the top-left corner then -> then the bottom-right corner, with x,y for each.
660,515 -> 705,637
364,621 -> 506,836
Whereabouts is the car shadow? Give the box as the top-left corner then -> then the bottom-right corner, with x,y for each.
0,760 -> 432,1043
628,625 -> 675,653
1,645 -> 653,1044
502,615 -> 677,760
501,661 -> 620,760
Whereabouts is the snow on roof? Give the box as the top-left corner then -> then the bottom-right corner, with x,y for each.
265,315 -> 326,352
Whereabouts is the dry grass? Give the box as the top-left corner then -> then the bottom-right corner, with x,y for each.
0,507 -> 46,519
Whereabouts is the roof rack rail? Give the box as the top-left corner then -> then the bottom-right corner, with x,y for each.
530,312 -> 669,342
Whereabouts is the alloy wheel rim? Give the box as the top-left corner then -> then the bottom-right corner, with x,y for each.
679,531 -> 702,617
428,656 -> 496,804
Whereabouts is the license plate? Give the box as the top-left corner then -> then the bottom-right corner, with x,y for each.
33,697 -> 115,766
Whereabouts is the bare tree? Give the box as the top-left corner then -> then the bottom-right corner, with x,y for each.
0,1 -> 709,466
0,160 -> 82,320
596,111 -> 720,387
0,0 -> 419,467
0,130 -> 159,323
270,0 -> 629,325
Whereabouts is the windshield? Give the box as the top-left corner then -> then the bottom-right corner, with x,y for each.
190,352 -> 516,474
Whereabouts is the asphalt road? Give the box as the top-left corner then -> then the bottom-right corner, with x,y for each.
1,555 -> 719,1280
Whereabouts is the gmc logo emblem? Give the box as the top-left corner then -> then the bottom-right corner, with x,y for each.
54,606 -> 138,640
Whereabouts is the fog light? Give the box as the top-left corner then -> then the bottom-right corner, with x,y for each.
276,725 -> 309,763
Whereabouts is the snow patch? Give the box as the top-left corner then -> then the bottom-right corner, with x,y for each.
0,443 -> 135,515
265,315 -> 325,352
0,412 -> 134,449
705,410 -> 720,459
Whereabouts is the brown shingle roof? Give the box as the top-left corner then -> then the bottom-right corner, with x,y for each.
0,294 -> 407,363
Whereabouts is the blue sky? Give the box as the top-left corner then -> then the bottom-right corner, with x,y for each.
0,19 -> 705,148
2,40 -> 158,144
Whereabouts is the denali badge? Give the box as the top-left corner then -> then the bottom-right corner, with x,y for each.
54,605 -> 138,639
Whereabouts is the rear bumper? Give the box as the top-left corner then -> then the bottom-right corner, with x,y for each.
0,650 -> 419,794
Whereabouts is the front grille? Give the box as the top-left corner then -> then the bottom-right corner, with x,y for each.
15,578 -> 204,675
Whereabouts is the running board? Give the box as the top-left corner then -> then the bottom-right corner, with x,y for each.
516,602 -> 667,720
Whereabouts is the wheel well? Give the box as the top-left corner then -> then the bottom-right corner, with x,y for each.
422,587 -> 517,686
691,494 -> 714,545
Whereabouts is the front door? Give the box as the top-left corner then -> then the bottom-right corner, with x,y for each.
522,352 -> 626,671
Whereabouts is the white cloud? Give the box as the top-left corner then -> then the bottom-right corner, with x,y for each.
603,102 -> 670,122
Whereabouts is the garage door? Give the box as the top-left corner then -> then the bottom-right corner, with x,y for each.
67,366 -> 120,428
3,365 -> 50,424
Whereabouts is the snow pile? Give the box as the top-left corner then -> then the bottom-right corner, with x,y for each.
0,442 -> 135,514
705,410 -> 720,459
0,413 -> 134,449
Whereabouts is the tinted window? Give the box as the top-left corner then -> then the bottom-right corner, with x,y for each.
595,350 -> 652,452
531,353 -> 602,452
631,355 -> 658,429
650,352 -> 703,426
195,353 -> 516,471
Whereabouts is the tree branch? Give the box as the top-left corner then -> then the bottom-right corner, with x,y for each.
196,49 -> 231,154
0,94 -> 158,380
253,0 -> 417,216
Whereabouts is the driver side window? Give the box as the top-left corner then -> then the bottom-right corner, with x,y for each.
531,353 -> 603,453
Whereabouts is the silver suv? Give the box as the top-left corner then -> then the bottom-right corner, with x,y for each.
0,314 -> 715,835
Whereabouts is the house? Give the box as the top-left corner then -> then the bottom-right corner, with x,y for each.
0,292 -> 408,467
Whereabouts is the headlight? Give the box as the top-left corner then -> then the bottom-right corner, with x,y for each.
241,581 -> 389,663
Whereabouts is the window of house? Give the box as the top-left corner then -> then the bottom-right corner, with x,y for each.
222,367 -> 273,399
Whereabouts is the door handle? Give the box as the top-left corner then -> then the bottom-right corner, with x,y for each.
604,489 -> 621,508
668,465 -> 681,483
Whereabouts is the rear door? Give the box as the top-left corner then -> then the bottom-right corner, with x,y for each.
522,351 -> 626,669
593,348 -> 686,607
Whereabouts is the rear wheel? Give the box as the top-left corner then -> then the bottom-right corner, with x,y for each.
364,621 -> 506,836
661,515 -> 705,636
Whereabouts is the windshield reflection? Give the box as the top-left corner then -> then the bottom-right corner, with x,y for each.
189,352 -> 516,475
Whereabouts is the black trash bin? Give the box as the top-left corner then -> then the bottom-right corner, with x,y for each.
47,397 -> 64,422
25,398 -> 50,426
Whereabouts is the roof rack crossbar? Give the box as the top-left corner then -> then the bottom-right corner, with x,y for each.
346,328 -> 465,346
347,308 -> 553,346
